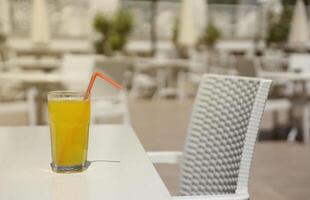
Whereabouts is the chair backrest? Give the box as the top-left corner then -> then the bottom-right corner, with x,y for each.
189,51 -> 208,73
92,57 -> 132,97
289,53 -> 310,72
235,56 -> 260,77
179,74 -> 271,196
61,54 -> 96,91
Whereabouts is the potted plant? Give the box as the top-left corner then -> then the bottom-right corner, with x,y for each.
93,10 -> 133,56
266,5 -> 292,48
199,23 -> 221,49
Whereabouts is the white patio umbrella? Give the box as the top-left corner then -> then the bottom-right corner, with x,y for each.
288,0 -> 309,48
178,0 -> 197,48
193,0 -> 207,38
0,0 -> 11,34
260,0 -> 283,15
31,0 -> 50,46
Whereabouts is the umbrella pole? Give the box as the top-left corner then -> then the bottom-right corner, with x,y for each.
150,0 -> 158,56
231,0 -> 241,38
254,1 -> 263,54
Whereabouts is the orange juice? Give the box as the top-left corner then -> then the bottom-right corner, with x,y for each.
48,97 -> 90,172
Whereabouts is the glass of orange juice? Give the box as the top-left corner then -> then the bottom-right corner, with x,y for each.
48,91 -> 90,173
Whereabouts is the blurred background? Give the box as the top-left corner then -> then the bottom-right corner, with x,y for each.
0,0 -> 310,199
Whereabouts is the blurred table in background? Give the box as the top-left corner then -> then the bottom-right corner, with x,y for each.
7,56 -> 61,72
0,72 -> 86,125
260,71 -> 310,81
7,38 -> 92,58
132,57 -> 192,99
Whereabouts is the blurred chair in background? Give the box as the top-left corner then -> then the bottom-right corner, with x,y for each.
60,54 -> 131,124
39,54 -> 96,124
154,65 -> 188,100
235,56 -> 293,141
0,82 -> 37,125
287,53 -> 310,143
60,54 -> 96,91
261,50 -> 287,72
181,51 -> 209,98
288,53 -> 310,95
131,58 -> 158,98
148,74 -> 271,200
288,53 -> 310,73
92,57 -> 131,124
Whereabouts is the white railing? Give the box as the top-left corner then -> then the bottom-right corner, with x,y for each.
0,1 -> 296,41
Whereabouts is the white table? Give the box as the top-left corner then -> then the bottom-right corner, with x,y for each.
0,125 -> 171,200
133,58 -> 191,99
8,57 -> 61,71
134,57 -> 190,70
259,71 -> 310,81
0,72 -> 86,83
0,72 -> 87,124
8,38 -> 92,57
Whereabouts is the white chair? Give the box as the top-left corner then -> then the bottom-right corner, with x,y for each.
0,83 -> 37,126
174,51 -> 209,98
288,53 -> 310,95
288,53 -> 310,72
187,51 -> 208,81
261,52 -> 287,72
288,54 -> 310,143
131,58 -> 157,98
60,54 -> 96,91
154,65 -> 188,100
148,74 -> 271,200
91,57 -> 131,124
235,57 -> 292,139
60,54 -> 130,124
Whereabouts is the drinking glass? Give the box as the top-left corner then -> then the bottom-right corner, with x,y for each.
48,91 -> 90,173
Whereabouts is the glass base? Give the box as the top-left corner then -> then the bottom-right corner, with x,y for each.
51,161 -> 90,173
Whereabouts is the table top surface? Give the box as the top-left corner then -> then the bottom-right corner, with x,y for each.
134,57 -> 191,68
0,72 -> 85,83
0,125 -> 170,200
260,71 -> 310,81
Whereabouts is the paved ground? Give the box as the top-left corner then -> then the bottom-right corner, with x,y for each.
0,99 -> 309,200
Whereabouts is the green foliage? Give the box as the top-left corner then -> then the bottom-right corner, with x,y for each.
266,5 -> 292,47
93,13 -> 110,35
93,10 -> 133,55
113,10 -> 133,34
172,19 -> 221,55
283,0 -> 307,5
200,23 -> 221,48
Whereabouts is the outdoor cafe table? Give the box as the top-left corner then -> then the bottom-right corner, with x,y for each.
134,57 -> 191,70
0,125 -> 171,200
0,72 -> 84,125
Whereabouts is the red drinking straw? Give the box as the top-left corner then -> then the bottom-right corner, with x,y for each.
84,72 -> 122,99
